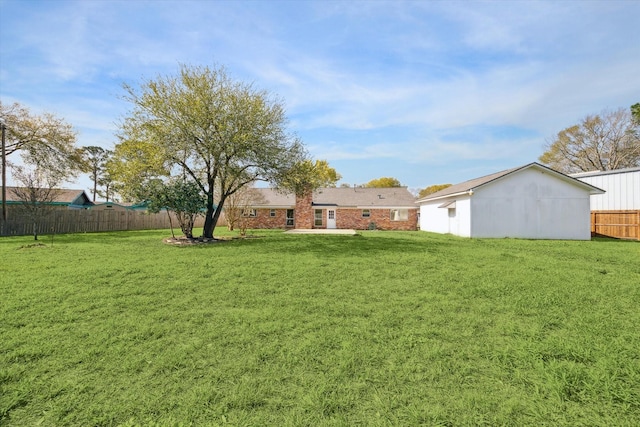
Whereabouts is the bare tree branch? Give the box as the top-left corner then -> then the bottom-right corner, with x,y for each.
540,108 -> 640,173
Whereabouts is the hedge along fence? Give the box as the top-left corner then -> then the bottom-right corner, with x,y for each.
591,210 -> 640,240
0,208 -> 215,237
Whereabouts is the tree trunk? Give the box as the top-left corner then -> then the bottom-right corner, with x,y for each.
180,214 -> 195,239
167,209 -> 175,238
203,194 -> 227,239
202,184 -> 216,239
210,201 -> 225,238
202,206 -> 216,239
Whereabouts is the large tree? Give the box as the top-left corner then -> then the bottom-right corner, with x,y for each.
276,159 -> 341,195
364,176 -> 402,188
539,107 -> 640,173
80,146 -> 112,202
418,184 -> 452,199
0,101 -> 81,177
107,138 -> 168,202
95,167 -> 117,202
631,103 -> 640,126
113,64 -> 307,238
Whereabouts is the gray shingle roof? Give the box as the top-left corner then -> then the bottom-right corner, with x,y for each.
2,187 -> 92,205
416,166 -> 521,201
417,162 -> 604,202
312,187 -> 416,207
248,187 -> 416,208
247,188 -> 295,207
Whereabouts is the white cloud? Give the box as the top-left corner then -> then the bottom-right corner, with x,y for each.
2,0 -> 639,191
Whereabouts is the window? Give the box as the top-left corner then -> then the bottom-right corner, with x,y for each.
270,209 -> 276,217
242,208 -> 257,217
286,209 -> 294,226
314,209 -> 323,227
362,209 -> 370,218
390,209 -> 408,221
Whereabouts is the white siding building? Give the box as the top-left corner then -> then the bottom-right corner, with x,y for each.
417,163 -> 604,240
571,167 -> 640,211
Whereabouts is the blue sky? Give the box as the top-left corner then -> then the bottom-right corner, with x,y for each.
1,0 -> 639,196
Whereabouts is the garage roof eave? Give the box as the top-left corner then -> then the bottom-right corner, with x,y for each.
417,190 -> 472,204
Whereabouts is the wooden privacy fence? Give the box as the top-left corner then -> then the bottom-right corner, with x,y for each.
591,210 -> 640,240
1,209 -> 208,237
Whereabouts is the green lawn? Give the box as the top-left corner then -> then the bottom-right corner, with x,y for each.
1,229 -> 639,426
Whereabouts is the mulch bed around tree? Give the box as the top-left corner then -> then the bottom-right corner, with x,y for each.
162,236 -> 234,246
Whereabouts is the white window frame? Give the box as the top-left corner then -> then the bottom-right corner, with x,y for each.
390,208 -> 409,221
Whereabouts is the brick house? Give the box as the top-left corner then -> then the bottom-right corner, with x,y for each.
240,187 -> 418,231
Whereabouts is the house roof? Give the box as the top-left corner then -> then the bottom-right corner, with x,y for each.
313,187 -> 416,207
248,187 -> 417,208
1,187 -> 93,207
90,201 -> 149,210
248,188 -> 295,207
570,166 -> 640,178
416,162 -> 605,203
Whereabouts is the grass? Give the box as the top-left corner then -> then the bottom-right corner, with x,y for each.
1,229 -> 639,426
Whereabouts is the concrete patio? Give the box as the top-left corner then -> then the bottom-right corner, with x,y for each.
284,229 -> 358,235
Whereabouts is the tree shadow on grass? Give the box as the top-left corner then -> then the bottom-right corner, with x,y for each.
592,235 -> 639,243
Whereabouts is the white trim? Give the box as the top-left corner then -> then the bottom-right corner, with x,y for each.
571,167 -> 640,178
417,191 -> 473,204
439,200 -> 456,209
327,209 -> 336,229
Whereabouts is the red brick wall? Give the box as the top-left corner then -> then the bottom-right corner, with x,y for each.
241,208 -> 293,229
240,199 -> 418,231
335,208 -> 418,230
294,192 -> 314,229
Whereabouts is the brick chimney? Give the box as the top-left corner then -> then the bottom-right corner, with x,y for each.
294,190 -> 314,229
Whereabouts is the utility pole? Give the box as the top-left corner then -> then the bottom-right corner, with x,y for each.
0,117 -> 7,222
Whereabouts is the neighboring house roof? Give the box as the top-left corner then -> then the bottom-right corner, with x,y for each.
2,187 -> 93,207
90,201 -> 149,210
416,162 -> 605,203
570,166 -> 640,178
248,187 -> 417,208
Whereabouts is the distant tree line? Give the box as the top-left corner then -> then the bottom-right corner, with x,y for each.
3,84 -> 636,240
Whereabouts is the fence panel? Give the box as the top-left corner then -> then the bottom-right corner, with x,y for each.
591,210 -> 640,240
1,208 -> 207,237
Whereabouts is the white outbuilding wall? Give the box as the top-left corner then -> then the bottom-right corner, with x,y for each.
470,167 -> 592,239
419,195 -> 471,237
418,163 -> 600,240
572,168 -> 640,210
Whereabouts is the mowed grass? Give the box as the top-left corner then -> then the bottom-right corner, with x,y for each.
1,229 -> 639,426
